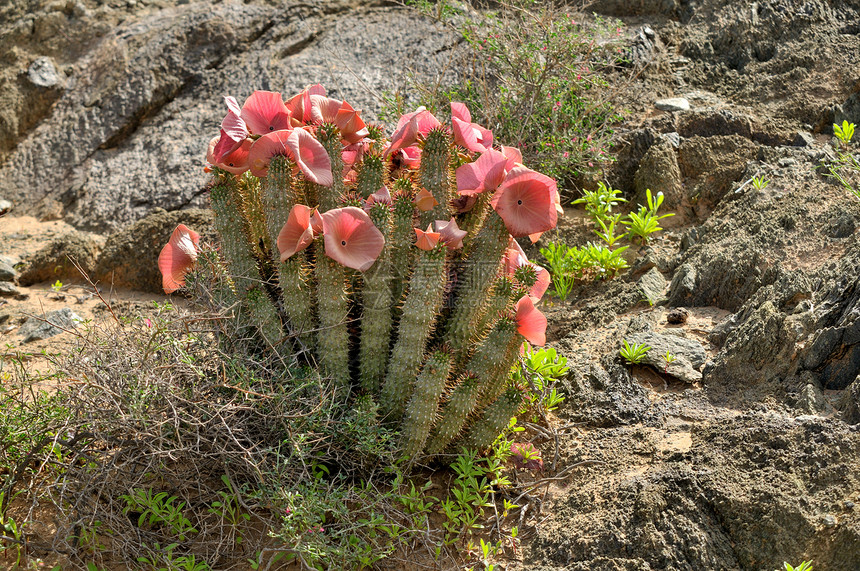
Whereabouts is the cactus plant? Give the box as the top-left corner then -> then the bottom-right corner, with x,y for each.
160,87 -> 558,461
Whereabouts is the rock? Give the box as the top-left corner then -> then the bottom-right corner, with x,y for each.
626,24 -> 662,67
17,230 -> 102,286
797,383 -> 827,414
0,199 -> 11,215
94,208 -> 215,294
778,157 -> 796,167
27,57 -> 63,88
676,109 -> 753,139
825,213 -> 855,239
834,92 -> 860,128
628,330 -> 707,369
18,308 -> 83,343
0,282 -> 21,298
655,97 -> 690,112
638,267 -> 667,306
677,135 -> 758,210
838,376 -> 860,425
666,307 -> 689,324
0,261 -> 16,282
794,130 -> 816,147
634,138 -> 683,210
0,3 -> 463,233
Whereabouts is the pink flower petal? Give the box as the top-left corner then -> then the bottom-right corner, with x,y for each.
366,186 -> 392,208
456,147 -> 509,196
501,145 -> 523,167
241,91 -> 291,135
414,188 -> 438,211
286,128 -> 333,186
335,100 -> 369,144
277,204 -> 315,261
434,218 -> 467,250
452,194 -> 477,213
310,210 -> 324,234
515,296 -> 547,346
321,207 -> 385,272
504,239 -> 550,302
450,101 -> 472,123
248,130 -> 292,178
224,95 -> 242,117
158,224 -> 199,294
414,224 -> 441,251
285,85 -> 327,123
385,107 -> 441,158
491,166 -> 558,237
452,117 -> 493,153
215,138 -> 253,174
401,146 -> 422,169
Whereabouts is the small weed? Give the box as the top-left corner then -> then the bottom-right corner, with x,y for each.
572,181 -> 627,224
620,340 -> 650,365
824,120 -> 859,199
783,562 -> 812,571
512,347 -> 568,421
51,279 -> 63,293
663,351 -> 676,373
120,488 -> 198,541
751,175 -> 770,190
622,189 -> 674,245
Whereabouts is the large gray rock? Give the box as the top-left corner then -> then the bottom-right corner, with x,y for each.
633,137 -> 684,211
18,308 -> 83,343
17,230 -> 102,286
0,1 -> 462,233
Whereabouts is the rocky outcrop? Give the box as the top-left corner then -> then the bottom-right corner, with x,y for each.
0,1 -> 461,233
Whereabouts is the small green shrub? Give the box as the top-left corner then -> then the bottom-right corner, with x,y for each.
824,120 -> 859,199
783,561 -> 812,571
619,339 -> 650,365
622,189 -> 674,245
572,181 -> 627,223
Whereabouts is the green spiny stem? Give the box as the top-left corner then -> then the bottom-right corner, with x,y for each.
418,127 -> 453,226
316,123 -> 345,212
399,351 -> 453,459
210,173 -> 261,294
380,245 -> 447,421
356,153 -> 385,199
262,155 -> 297,249
475,277 -> 514,337
475,324 -> 523,409
423,375 -> 481,456
459,191 -> 491,236
314,243 -> 351,385
245,287 -> 286,350
238,173 -> 269,256
390,192 -> 416,306
359,204 -> 394,393
461,387 -> 523,451
261,156 -> 316,347
444,211 -> 509,355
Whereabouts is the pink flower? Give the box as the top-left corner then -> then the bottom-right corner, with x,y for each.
321,207 -> 385,272
514,295 -> 547,346
414,224 -> 441,251
158,224 -> 200,294
241,91 -> 292,135
504,240 -> 550,302
285,84 -> 327,124
451,101 -> 493,153
384,107 -> 441,158
248,128 -> 333,185
491,167 -> 558,237
434,218 -> 467,250
210,96 -> 249,163
207,136 -> 253,175
365,186 -> 392,208
455,147 -> 509,196
277,204 -> 316,261
144,318 -> 153,328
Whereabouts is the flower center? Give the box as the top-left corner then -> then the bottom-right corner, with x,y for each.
341,240 -> 347,246
517,199 -> 523,205
269,126 -> 275,131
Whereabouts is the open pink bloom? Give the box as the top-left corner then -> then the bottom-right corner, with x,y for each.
158,224 -> 199,294
286,128 -> 334,186
456,148 -> 509,196
248,129 -> 333,185
308,95 -> 369,144
321,207 -> 385,272
491,166 -> 558,237
285,84 -> 327,124
414,188 -> 438,211
504,240 -> 550,302
434,218 -> 467,250
385,107 -> 441,158
400,146 -> 422,169
451,102 -> 493,153
414,224 -> 441,251
241,91 -> 292,135
514,295 -> 547,346
277,204 -> 316,261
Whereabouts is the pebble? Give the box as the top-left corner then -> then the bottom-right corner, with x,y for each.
794,130 -> 816,147
0,199 -> 11,215
845,501 -> 855,510
778,157 -> 797,167
822,514 -> 837,527
0,282 -> 20,298
655,97 -> 691,112
666,307 -> 690,324
0,262 -> 17,282
27,57 -> 63,89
